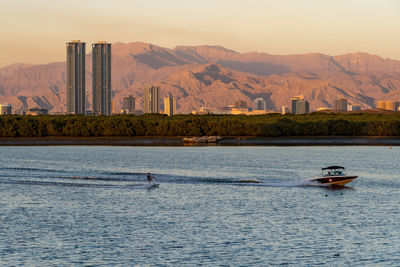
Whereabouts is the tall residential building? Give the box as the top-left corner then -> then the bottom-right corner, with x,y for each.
66,40 -> 86,114
164,97 -> 177,116
0,104 -> 12,115
144,86 -> 160,113
254,98 -> 267,110
92,41 -> 112,115
334,98 -> 348,111
123,95 -> 135,114
291,95 -> 309,114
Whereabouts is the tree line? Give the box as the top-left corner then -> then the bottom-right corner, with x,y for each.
0,113 -> 400,137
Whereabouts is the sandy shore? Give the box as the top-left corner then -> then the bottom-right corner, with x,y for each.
1,136 -> 400,146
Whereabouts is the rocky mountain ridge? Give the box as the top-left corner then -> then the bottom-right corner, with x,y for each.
1,42 -> 400,113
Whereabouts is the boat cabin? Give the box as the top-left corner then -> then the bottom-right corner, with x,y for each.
321,166 -> 346,177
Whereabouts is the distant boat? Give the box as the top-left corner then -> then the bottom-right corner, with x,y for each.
183,136 -> 222,143
309,166 -> 358,186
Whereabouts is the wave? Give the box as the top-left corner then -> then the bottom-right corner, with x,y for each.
0,179 -> 158,189
100,171 -> 145,176
0,179 -> 112,188
0,167 -> 67,173
0,167 -> 290,186
61,176 -> 137,182
57,175 -> 247,184
0,167 -> 147,179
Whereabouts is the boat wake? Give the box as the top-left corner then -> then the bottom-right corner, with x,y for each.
0,167 -> 352,190
254,180 -> 315,187
0,178 -> 160,190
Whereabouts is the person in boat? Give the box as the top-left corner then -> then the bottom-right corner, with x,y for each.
147,172 -> 155,183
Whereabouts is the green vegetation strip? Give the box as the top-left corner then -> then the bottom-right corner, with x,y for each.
1,113 -> 400,137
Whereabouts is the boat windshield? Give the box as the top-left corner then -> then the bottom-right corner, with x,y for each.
322,169 -> 346,176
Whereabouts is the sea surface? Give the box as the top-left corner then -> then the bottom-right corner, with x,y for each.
0,146 -> 399,266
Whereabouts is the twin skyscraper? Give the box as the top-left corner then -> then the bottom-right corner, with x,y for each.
66,40 -> 111,115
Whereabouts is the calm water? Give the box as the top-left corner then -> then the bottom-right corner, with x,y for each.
0,146 -> 399,266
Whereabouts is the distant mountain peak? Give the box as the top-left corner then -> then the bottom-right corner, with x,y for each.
190,63 -> 236,86
0,63 -> 35,79
175,45 -> 238,53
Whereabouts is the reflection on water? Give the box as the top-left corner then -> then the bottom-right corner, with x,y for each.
0,146 -> 399,265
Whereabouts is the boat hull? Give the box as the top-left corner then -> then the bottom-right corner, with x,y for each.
309,175 -> 358,186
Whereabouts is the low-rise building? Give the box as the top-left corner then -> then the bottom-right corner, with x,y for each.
281,106 -> 289,115
85,110 -> 97,116
0,104 -> 12,115
347,103 -> 362,111
192,107 -> 210,115
25,107 -> 48,115
377,100 -> 399,111
317,107 -> 333,112
228,106 -> 276,115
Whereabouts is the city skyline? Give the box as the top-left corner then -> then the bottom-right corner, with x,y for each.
2,39 -> 400,115
1,0 -> 400,67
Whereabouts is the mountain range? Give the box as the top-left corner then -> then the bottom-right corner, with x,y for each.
1,42 -> 400,114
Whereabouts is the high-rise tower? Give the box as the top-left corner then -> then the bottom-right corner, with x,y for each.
334,98 -> 348,111
66,40 -> 86,114
253,98 -> 266,111
92,41 -> 112,115
291,95 -> 309,114
144,86 -> 160,113
164,97 -> 176,116
123,95 -> 136,114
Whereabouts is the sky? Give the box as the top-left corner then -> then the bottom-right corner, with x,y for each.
0,0 -> 399,67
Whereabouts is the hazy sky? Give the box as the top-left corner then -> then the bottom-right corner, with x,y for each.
0,0 -> 399,67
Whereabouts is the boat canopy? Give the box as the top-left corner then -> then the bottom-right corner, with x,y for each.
321,166 -> 345,170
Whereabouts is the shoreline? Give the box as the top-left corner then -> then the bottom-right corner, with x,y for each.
1,136 -> 400,146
